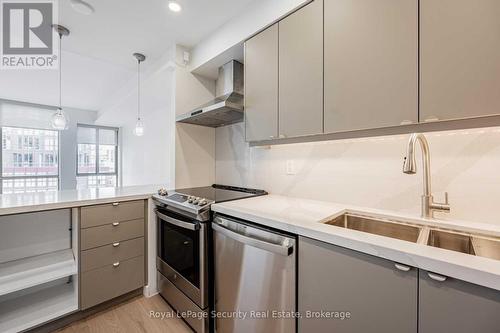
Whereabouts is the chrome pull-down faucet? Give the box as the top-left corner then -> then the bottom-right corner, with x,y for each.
403,133 -> 450,218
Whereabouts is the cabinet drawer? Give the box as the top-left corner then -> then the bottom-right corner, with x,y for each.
81,200 -> 145,228
81,255 -> 144,309
81,218 -> 144,250
81,237 -> 144,272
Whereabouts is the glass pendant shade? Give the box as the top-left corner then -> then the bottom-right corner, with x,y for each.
51,108 -> 69,130
134,118 -> 144,137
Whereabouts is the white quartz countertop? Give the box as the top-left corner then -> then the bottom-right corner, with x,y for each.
0,185 -> 163,216
212,195 -> 500,291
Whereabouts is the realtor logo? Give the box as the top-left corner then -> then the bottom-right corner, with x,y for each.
1,0 -> 58,69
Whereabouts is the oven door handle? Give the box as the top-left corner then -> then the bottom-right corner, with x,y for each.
155,209 -> 200,231
212,222 -> 293,256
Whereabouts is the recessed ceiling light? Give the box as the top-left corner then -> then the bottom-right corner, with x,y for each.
168,1 -> 182,12
69,0 -> 95,15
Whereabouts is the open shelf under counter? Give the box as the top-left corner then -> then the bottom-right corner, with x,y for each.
0,249 -> 77,297
0,278 -> 78,333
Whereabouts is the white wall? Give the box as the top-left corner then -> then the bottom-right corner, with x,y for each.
96,43 -> 217,190
97,48 -> 176,188
0,101 -> 97,190
216,123 -> 500,226
174,45 -> 216,188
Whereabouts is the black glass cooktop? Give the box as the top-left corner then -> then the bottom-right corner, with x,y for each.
175,184 -> 267,203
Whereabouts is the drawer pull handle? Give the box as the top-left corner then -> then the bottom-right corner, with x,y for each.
113,262 -> 120,267
112,222 -> 120,226
394,263 -> 411,272
112,202 -> 120,206
113,242 -> 120,247
428,272 -> 447,282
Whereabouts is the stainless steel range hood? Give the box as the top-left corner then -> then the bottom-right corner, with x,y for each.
176,60 -> 244,128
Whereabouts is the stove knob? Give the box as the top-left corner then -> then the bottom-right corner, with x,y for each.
193,200 -> 199,205
199,200 -> 207,206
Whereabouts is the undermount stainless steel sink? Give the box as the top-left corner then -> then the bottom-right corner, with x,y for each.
428,229 -> 500,260
325,213 -> 422,243
472,237 -> 500,261
324,212 -> 500,260
427,229 -> 475,255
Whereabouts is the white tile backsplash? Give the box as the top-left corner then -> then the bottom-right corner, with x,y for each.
215,123 -> 500,226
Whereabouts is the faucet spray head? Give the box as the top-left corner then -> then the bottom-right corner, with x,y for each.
403,134 -> 418,174
403,156 -> 416,174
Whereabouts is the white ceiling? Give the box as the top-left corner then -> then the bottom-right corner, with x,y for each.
58,0 -> 256,69
0,0 -> 257,111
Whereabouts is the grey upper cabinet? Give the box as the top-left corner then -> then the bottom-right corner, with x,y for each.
324,0 -> 418,133
278,0 -> 323,138
419,270 -> 500,333
299,236 -> 417,333
244,24 -> 278,142
420,0 -> 500,122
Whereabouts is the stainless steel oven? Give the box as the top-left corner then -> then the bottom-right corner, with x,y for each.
153,185 -> 268,333
156,207 -> 209,333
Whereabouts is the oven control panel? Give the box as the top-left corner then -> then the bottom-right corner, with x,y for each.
153,192 -> 213,212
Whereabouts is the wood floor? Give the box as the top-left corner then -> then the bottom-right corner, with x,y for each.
54,295 -> 193,333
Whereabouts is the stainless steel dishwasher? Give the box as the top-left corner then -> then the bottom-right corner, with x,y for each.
212,214 -> 296,333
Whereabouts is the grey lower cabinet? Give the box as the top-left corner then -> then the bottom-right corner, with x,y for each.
420,0 -> 500,122
79,200 -> 146,310
419,270 -> 500,333
278,0 -> 323,138
324,0 -> 418,133
298,236 -> 417,333
244,24 -> 279,142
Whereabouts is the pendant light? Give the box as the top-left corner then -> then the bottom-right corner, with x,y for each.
51,25 -> 70,130
133,52 -> 146,137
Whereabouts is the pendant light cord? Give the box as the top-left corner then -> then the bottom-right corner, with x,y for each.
59,33 -> 62,111
137,59 -> 141,120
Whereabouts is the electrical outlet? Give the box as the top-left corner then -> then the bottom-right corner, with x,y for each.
286,160 -> 296,175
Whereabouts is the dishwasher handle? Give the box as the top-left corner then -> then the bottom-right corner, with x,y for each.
212,222 -> 294,256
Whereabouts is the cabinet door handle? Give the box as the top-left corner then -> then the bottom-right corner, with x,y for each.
400,120 -> 413,126
113,242 -> 120,247
113,262 -> 120,267
112,202 -> 120,206
394,263 -> 411,272
428,272 -> 447,282
112,222 -> 120,226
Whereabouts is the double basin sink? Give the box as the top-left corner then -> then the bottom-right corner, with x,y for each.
325,213 -> 500,261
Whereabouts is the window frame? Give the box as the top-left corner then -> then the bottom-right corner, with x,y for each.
0,125 -> 60,194
76,124 -> 119,184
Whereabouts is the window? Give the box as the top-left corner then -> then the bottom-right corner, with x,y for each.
1,127 -> 59,194
76,125 -> 118,189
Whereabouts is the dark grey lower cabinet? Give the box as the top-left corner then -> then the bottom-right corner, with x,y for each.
298,236 -> 417,333
419,270 -> 500,333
